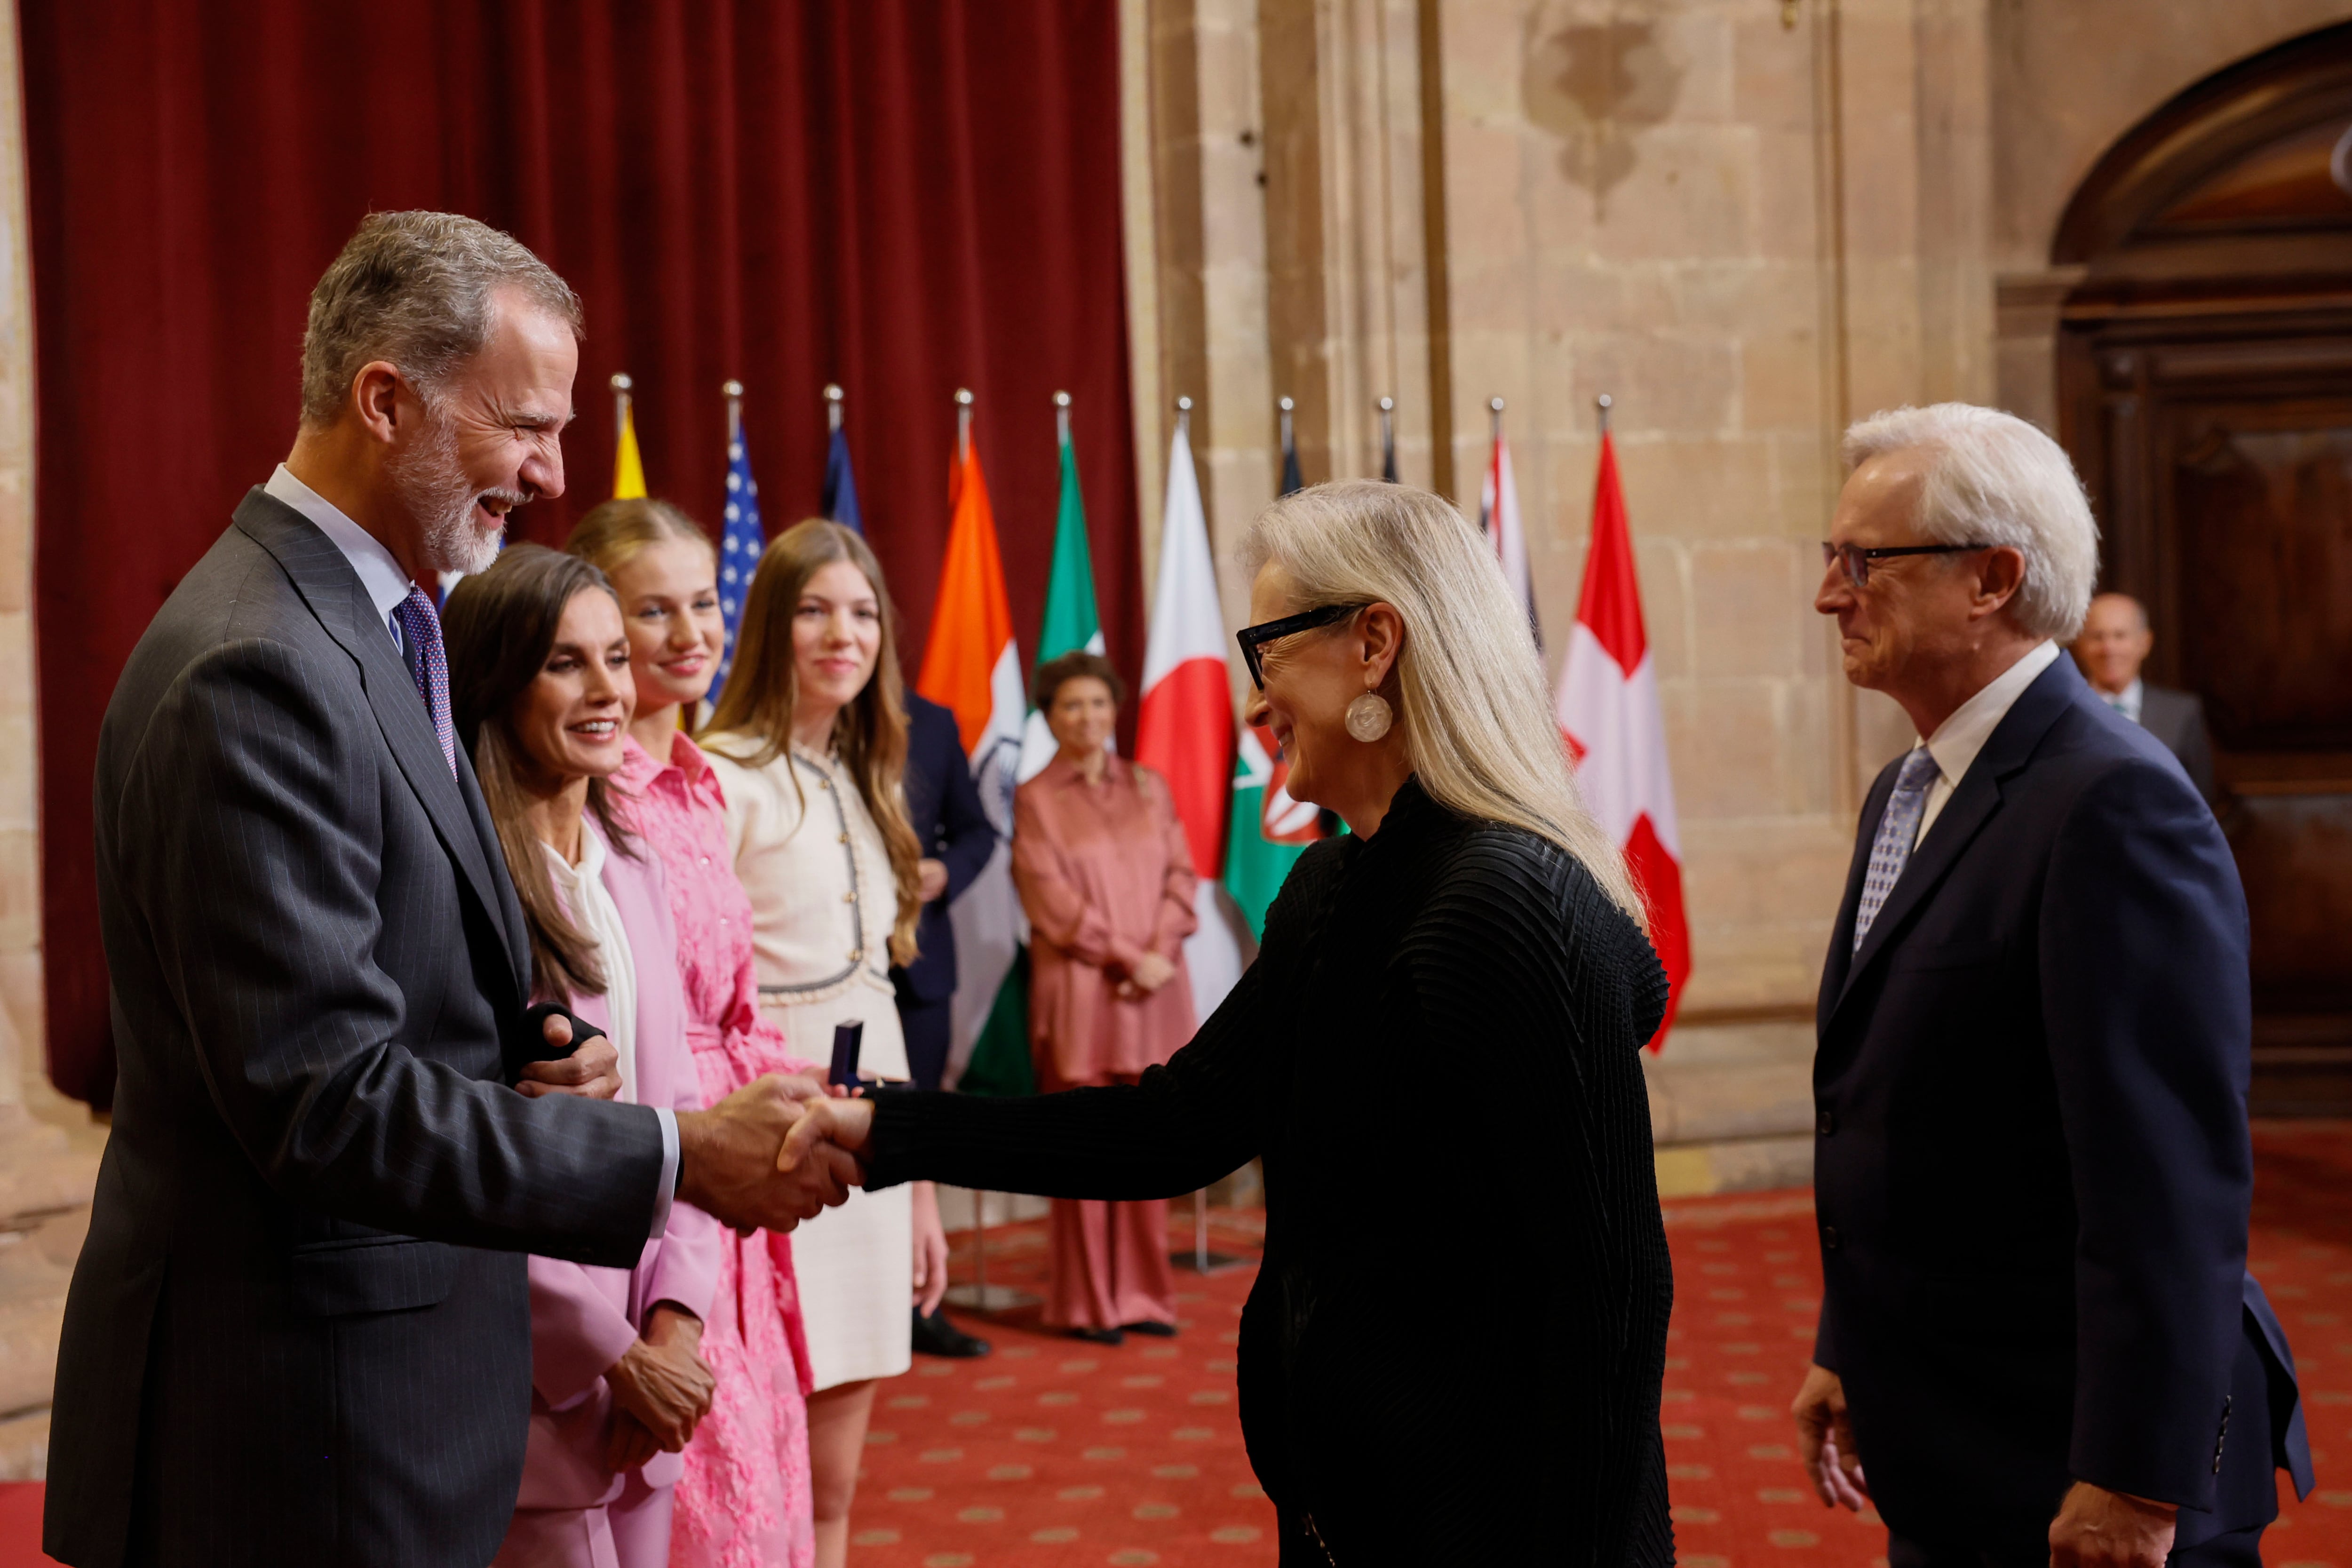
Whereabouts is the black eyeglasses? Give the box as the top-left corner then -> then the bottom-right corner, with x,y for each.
1821,541 -> 1992,588
1236,603 -> 1364,690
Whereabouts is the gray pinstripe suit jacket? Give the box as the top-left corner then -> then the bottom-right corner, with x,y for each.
45,491 -> 669,1568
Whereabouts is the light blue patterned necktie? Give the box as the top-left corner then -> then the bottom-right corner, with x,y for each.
1853,747 -> 1941,951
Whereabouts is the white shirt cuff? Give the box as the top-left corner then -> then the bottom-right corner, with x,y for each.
649,1106 -> 680,1240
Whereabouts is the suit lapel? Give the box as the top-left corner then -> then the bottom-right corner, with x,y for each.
233,490 -> 524,984
1829,656 -> 2087,1022
1818,762 -> 1896,1033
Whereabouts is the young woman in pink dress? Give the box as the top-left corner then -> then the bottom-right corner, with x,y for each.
566,499 -> 816,1568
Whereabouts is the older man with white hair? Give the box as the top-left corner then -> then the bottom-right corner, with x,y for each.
1789,405 -> 2311,1567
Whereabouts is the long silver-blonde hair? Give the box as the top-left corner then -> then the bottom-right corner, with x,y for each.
1238,479 -> 1645,923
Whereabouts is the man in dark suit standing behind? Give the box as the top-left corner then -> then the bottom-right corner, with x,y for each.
48,212 -> 854,1568
896,687 -> 999,1356
1792,404 -> 2311,1567
2074,591 -> 2219,806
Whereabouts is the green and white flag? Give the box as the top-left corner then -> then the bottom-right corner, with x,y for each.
1016,417 -> 1107,781
1223,723 -> 1322,938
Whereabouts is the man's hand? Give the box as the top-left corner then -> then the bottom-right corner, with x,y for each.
1128,952 -> 1177,995
918,857 -> 950,903
1791,1363 -> 1869,1511
778,1094 -> 877,1176
2048,1481 -> 2176,1568
518,1016 -> 623,1100
676,1074 -> 860,1234
604,1306 -> 715,1463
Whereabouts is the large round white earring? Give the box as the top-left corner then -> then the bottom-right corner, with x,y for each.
1345,690 -> 1393,742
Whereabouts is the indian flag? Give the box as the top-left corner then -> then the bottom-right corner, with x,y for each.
917,424 -> 1028,1085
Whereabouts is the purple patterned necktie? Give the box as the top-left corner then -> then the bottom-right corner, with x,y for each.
1852,746 -> 1941,951
391,585 -> 458,776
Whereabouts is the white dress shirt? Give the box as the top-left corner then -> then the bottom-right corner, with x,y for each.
266,464 -> 412,651
2100,677 -> 2145,725
1913,639 -> 2062,847
543,828 -> 639,1106
269,463 -> 681,1232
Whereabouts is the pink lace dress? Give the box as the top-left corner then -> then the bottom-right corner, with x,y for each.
612,732 -> 817,1568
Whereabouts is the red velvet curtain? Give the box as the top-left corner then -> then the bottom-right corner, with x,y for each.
24,0 -> 1144,1106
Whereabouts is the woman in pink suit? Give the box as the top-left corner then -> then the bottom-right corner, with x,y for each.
1012,651 -> 1199,1345
444,546 -> 723,1568
567,499 -> 818,1568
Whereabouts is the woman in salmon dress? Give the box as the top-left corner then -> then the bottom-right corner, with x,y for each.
1013,651 -> 1199,1344
566,499 -> 817,1568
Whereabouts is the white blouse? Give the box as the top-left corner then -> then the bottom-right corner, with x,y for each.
700,737 -> 899,1010
540,824 -> 637,1104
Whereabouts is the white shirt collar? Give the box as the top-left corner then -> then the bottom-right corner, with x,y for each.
2105,677 -> 2145,723
1919,639 -> 2062,793
266,464 -> 413,629
540,818 -> 607,890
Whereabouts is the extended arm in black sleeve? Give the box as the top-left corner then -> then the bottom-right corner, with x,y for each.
864,842 -> 1341,1196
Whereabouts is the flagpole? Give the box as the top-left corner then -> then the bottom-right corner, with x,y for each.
1489,395 -> 1504,440
1167,387 -> 1248,1278
1054,389 -> 1071,446
1597,391 -> 1613,436
955,386 -> 974,463
723,379 -> 743,444
825,382 -> 843,435
612,372 -> 633,451
1278,395 -> 1294,452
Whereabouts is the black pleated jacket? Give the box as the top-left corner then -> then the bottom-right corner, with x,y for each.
867,776 -> 1676,1565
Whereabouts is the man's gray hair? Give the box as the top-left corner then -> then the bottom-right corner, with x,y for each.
1842,403 -> 2100,642
300,211 -> 583,428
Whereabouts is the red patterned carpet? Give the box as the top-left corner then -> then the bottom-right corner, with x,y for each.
2,1124 -> 2348,1567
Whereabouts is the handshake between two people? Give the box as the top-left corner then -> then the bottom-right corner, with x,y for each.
519,1014 -> 885,1236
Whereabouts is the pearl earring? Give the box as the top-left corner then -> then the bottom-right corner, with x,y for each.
1344,689 -> 1393,742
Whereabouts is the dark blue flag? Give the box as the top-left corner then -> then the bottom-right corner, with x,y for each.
823,426 -> 863,533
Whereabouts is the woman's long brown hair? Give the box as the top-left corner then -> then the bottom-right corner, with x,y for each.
702,519 -> 924,966
443,544 -> 637,1001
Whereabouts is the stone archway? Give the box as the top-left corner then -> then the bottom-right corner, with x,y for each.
2050,22 -> 2352,1113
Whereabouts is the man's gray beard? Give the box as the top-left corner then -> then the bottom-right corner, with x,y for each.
389,412 -> 502,576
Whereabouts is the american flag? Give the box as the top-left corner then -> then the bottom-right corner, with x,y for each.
711,429 -> 766,706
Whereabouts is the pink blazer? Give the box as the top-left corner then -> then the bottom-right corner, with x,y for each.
514,822 -> 722,1510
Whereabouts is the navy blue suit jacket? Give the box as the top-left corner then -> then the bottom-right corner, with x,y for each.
895,691 -> 997,1003
1813,653 -> 2311,1543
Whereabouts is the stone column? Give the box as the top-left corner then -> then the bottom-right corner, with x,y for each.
1261,0 -> 1438,494
0,0 -> 103,1480
1125,0 -> 1278,651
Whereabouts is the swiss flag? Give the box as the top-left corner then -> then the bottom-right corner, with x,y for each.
1555,431 -> 1690,1050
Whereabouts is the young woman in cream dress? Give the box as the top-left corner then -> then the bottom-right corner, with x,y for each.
698,518 -> 947,1568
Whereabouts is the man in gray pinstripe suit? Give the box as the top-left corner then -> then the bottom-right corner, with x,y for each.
43,213 -> 856,1568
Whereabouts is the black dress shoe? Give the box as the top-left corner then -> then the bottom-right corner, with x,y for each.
1121,1320 -> 1177,1338
912,1307 -> 991,1358
1067,1325 -> 1125,1346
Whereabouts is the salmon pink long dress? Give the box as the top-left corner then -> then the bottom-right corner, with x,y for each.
1011,754 -> 1199,1331
612,733 -> 817,1568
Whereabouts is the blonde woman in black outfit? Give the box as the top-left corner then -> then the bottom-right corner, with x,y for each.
784,481 -> 1676,1565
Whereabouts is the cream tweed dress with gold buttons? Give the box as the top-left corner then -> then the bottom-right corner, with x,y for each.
703,737 -> 913,1391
